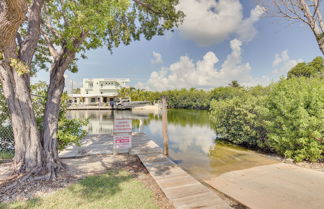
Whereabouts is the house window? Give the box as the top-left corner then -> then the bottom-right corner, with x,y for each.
89,83 -> 93,88
86,91 -> 88,94
91,98 -> 96,103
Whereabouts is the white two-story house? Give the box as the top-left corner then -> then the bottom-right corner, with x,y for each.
69,78 -> 130,105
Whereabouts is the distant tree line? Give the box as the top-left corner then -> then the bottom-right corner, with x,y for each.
118,81 -> 247,110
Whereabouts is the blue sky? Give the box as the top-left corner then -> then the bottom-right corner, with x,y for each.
35,0 -> 322,91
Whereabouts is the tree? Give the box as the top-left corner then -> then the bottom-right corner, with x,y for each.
262,0 -> 324,55
36,0 -> 184,177
72,88 -> 81,94
288,56 -> 324,78
228,80 -> 241,88
265,78 -> 323,162
0,0 -> 45,174
0,0 -> 183,178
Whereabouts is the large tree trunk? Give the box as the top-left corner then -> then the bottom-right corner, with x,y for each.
41,32 -> 87,176
42,52 -> 74,176
299,0 -> 324,56
0,0 -> 43,174
0,65 -> 42,173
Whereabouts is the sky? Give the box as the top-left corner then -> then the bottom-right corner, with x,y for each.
34,0 -> 322,91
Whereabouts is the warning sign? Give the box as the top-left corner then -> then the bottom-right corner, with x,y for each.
114,134 -> 132,149
113,119 -> 132,133
113,119 -> 132,153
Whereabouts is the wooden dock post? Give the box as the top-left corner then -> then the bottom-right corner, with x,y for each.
162,96 -> 169,156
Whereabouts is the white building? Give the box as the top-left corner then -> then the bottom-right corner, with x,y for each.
69,78 -> 130,105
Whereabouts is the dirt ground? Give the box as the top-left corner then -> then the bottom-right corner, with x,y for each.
1,154 -> 322,209
0,155 -> 174,209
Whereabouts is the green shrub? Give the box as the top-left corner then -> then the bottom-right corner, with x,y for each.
287,56 -> 324,79
57,116 -> 87,150
265,78 -> 323,162
210,77 -> 323,162
209,86 -> 245,101
41,84 -> 88,150
1,82 -> 88,152
210,93 -> 268,149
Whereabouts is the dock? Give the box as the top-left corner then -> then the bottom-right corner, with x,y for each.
67,106 -> 131,110
59,133 -> 231,209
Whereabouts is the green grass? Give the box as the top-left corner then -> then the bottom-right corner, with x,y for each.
0,151 -> 13,160
0,170 -> 160,209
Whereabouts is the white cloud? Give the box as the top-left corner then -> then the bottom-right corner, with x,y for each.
272,50 -> 303,76
151,51 -> 163,64
236,5 -> 266,42
137,44 -> 304,90
177,0 -> 265,46
137,39 -> 262,90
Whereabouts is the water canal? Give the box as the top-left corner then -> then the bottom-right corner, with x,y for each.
67,109 -> 277,180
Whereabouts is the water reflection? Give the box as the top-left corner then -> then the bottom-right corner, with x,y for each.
67,110 -> 151,134
68,109 -> 278,180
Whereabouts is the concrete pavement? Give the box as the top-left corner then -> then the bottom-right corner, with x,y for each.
206,163 -> 324,209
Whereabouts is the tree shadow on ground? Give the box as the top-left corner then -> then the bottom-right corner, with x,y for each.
67,170 -> 132,201
0,198 -> 43,209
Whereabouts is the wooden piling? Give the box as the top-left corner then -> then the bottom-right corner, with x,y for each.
162,96 -> 169,156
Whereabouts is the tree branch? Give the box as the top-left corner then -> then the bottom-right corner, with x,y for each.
299,0 -> 319,31
42,30 -> 59,59
16,32 -> 23,51
20,0 -> 45,66
132,0 -> 158,14
59,0 -> 70,26
313,0 -> 320,17
43,18 -> 61,40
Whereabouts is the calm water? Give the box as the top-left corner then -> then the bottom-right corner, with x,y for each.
67,109 -> 276,180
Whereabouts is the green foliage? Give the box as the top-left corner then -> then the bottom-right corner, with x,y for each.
0,150 -> 14,160
31,82 -> 87,150
210,93 -> 268,149
209,86 -> 245,101
265,78 -> 323,162
163,88 -> 210,110
34,0 -> 184,72
31,81 -> 48,127
210,77 -> 324,162
57,116 -> 87,150
0,84 -> 9,124
228,80 -> 241,88
287,56 -> 324,79
72,88 -> 81,94
118,87 -> 246,110
118,87 -> 160,102
0,83 -> 14,152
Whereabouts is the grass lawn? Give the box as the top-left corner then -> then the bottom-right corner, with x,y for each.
0,170 -> 161,209
0,151 -> 13,160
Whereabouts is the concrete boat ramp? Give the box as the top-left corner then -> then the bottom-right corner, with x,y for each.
206,163 -> 324,209
60,133 -> 231,209
60,133 -> 324,209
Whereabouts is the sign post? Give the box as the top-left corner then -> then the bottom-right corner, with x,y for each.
113,119 -> 132,154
